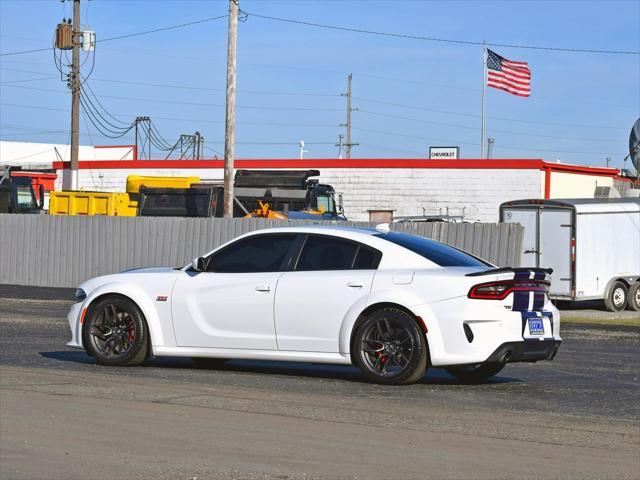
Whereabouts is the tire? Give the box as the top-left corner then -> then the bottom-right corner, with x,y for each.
83,295 -> 149,366
604,281 -> 628,312
445,363 -> 505,383
352,307 -> 428,385
627,282 -> 640,312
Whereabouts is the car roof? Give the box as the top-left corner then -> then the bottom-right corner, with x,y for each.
240,225 -> 381,240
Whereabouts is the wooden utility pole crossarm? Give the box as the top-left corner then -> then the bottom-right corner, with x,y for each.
223,0 -> 238,217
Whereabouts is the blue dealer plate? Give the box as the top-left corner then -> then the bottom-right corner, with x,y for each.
528,318 -> 545,336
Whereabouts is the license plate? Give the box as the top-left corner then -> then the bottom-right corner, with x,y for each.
528,318 -> 544,335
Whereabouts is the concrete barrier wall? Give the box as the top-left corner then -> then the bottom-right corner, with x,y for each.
0,215 -> 523,288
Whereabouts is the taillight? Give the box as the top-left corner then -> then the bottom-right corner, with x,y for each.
468,280 -> 549,300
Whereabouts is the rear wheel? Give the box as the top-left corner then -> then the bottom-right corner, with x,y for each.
604,281 -> 628,312
83,295 -> 149,366
627,282 -> 640,312
445,363 -> 505,383
352,308 -> 427,385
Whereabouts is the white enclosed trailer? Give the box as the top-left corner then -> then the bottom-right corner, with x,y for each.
500,198 -> 640,312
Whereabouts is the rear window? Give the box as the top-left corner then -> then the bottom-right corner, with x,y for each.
296,236 -> 358,271
374,231 -> 491,267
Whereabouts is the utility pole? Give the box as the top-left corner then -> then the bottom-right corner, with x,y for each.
341,74 -> 358,159
606,157 -> 611,168
69,0 -> 81,189
223,0 -> 238,217
335,134 -> 344,159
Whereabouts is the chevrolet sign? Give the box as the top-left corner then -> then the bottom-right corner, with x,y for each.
429,146 -> 459,159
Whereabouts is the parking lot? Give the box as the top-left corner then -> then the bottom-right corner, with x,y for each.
0,294 -> 638,480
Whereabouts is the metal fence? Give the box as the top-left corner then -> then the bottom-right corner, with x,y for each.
0,215 -> 523,288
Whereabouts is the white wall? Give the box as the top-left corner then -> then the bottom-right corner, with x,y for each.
549,171 -> 613,198
0,141 -> 134,167
63,166 -> 542,222
321,168 -> 541,222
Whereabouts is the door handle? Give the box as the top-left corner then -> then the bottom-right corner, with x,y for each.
347,281 -> 363,288
255,285 -> 271,292
523,249 -> 539,254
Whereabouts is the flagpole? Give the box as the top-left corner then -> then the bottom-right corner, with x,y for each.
480,42 -> 487,158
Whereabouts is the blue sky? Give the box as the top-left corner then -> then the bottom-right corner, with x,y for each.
1,0 -> 638,167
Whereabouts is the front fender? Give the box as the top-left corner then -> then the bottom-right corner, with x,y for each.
80,282 -> 174,349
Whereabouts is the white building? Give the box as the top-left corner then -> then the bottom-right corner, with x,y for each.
1,141 -> 635,222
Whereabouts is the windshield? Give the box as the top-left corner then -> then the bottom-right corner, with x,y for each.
315,194 -> 336,214
15,184 -> 36,210
374,231 -> 492,267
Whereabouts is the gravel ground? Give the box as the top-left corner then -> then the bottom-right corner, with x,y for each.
0,295 -> 639,479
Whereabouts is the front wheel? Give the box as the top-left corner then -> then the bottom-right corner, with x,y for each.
83,295 -> 149,366
352,308 -> 428,385
445,363 -> 505,383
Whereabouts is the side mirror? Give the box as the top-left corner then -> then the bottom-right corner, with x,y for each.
191,256 -> 208,272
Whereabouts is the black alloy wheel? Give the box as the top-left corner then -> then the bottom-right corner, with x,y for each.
353,308 -> 427,385
83,295 -> 149,366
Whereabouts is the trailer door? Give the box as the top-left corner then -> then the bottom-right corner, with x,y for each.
539,209 -> 572,296
502,208 -> 538,267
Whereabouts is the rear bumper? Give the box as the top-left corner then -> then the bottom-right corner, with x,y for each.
485,339 -> 561,364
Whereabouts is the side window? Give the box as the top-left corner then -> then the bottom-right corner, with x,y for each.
353,246 -> 382,270
296,235 -> 359,271
208,234 -> 296,273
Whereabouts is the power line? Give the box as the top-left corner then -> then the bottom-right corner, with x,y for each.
0,129 -> 70,137
0,14 -> 228,57
99,15 -> 228,43
353,96 -> 625,130
0,67 -> 340,97
353,126 -> 626,156
244,11 -> 640,55
0,76 -> 58,84
358,109 -> 622,142
0,47 -> 50,57
1,84 -> 343,111
0,102 -> 340,128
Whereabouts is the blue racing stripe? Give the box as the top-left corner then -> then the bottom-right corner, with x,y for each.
533,292 -> 545,311
512,291 -> 530,311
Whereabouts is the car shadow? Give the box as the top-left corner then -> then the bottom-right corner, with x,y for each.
39,350 -> 521,386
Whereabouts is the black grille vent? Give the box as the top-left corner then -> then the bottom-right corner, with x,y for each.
463,323 -> 474,343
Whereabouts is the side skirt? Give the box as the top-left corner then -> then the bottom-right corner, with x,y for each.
152,346 -> 352,365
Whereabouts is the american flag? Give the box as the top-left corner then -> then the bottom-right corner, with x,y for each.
486,49 -> 531,97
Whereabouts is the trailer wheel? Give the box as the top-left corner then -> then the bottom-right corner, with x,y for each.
604,281 -> 628,312
627,282 -> 640,312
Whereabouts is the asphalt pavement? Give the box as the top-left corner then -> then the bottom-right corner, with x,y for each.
1,295 -> 639,480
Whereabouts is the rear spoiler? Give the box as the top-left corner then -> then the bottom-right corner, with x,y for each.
466,267 -> 553,277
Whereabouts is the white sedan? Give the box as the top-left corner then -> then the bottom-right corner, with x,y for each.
66,226 -> 561,384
